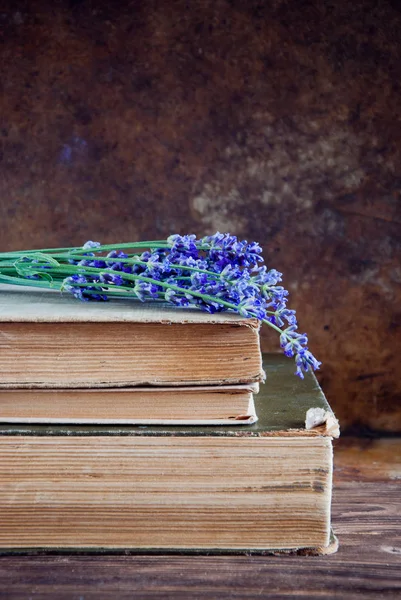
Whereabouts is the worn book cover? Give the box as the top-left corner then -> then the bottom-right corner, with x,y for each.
0,284 -> 264,387
0,355 -> 339,554
0,383 -> 259,425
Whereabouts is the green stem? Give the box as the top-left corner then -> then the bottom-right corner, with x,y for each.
0,274 -> 62,290
0,241 -> 218,259
0,241 -> 170,257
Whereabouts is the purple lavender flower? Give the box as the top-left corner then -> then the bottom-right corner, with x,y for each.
133,280 -> 161,301
267,302 -> 298,327
201,232 -> 263,270
252,267 -> 282,286
87,291 -> 108,302
99,272 -> 124,286
196,299 -> 225,314
106,250 -> 131,273
238,296 -> 267,320
62,274 -> 107,302
57,235 -> 321,377
280,325 -> 308,355
167,234 -> 198,260
190,272 -> 210,288
62,275 -> 90,301
219,264 -> 243,282
139,251 -> 167,278
78,259 -> 107,269
294,348 -> 322,378
278,325 -> 320,377
165,254 -> 209,274
82,241 -> 101,250
164,287 -> 191,307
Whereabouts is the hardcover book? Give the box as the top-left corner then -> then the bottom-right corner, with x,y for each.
0,383 -> 259,425
0,355 -> 339,554
0,285 -> 264,388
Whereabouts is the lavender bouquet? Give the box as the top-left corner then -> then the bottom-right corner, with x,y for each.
0,233 -> 320,378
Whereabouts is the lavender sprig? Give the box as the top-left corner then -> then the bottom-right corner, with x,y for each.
0,233 -> 321,378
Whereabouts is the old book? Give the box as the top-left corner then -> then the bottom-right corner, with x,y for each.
0,383 -> 258,425
0,285 -> 263,388
0,355 -> 339,554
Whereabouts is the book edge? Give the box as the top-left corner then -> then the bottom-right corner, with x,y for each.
0,531 -> 338,556
0,383 -> 260,393
0,416 -> 258,426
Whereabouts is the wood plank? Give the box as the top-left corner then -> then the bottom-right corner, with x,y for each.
334,437 -> 401,482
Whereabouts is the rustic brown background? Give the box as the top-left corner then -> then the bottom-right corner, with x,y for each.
0,0 -> 400,433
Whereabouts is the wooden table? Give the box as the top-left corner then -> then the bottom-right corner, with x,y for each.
1,437 -> 400,599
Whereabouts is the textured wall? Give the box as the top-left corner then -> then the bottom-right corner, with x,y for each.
1,0 -> 400,432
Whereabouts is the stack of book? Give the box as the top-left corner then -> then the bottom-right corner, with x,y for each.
0,285 -> 339,554
0,285 -> 264,425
